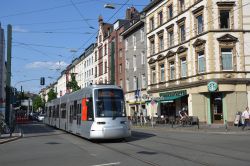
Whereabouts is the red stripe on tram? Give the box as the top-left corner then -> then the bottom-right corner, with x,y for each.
82,98 -> 87,121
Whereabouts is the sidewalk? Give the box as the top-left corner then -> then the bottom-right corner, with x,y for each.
0,128 -> 23,144
131,123 -> 250,134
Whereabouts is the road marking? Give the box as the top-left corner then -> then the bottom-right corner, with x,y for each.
91,162 -> 121,166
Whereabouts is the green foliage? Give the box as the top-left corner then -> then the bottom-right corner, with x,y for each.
67,73 -> 80,92
33,96 -> 44,111
47,89 -> 57,102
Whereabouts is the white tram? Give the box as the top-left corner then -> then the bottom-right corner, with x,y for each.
44,85 -> 131,139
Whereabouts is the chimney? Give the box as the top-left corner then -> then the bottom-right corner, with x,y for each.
98,15 -> 103,25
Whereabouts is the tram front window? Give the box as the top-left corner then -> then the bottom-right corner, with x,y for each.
95,89 -> 126,118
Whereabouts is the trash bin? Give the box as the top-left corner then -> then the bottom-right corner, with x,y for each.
234,111 -> 242,126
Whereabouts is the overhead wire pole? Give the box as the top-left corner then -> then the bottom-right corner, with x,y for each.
5,24 -> 12,127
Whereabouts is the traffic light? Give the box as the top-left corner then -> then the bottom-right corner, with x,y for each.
40,77 -> 45,85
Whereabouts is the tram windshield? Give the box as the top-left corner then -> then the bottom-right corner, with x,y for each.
95,89 -> 126,118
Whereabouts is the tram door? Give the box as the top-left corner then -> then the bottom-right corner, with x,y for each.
210,93 -> 223,124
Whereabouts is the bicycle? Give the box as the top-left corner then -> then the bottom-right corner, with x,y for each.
179,116 -> 192,126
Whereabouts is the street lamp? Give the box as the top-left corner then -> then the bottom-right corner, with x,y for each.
104,3 -> 115,9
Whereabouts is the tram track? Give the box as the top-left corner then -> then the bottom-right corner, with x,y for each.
130,135 -> 250,163
98,141 -> 211,166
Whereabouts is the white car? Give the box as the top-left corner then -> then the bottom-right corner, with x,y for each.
37,115 -> 45,122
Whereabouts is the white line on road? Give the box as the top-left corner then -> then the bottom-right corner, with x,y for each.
91,162 -> 121,166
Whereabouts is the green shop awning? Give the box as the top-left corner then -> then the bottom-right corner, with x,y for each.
146,90 -> 187,103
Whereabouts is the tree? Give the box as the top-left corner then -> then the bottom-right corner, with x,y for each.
47,89 -> 57,102
67,73 -> 80,92
33,96 -> 44,111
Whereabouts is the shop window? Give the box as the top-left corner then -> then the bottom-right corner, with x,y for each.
221,48 -> 233,70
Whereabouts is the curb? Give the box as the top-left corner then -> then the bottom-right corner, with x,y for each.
0,130 -> 23,144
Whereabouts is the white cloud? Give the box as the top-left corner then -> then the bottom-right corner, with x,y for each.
13,26 -> 29,33
25,61 -> 68,70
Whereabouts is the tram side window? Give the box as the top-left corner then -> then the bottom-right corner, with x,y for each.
87,98 -> 94,121
61,103 -> 66,119
69,105 -> 73,123
77,103 -> 81,125
73,100 -> 77,120
49,106 -> 52,117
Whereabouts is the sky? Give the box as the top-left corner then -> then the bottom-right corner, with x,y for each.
0,0 -> 150,94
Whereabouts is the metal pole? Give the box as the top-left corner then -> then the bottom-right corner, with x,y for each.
5,24 -> 12,126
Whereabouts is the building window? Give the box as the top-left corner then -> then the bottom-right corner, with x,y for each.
126,79 -> 129,91
150,17 -> 154,31
158,11 -> 163,26
133,76 -> 137,90
95,51 -> 97,61
159,35 -> 164,52
170,61 -> 175,80
104,61 -> 107,73
196,14 -> 203,34
168,4 -> 173,20
168,29 -> 174,47
150,39 -> 155,55
104,44 -> 107,55
119,49 -> 122,58
126,59 -> 129,69
180,57 -> 187,78
197,51 -> 205,73
220,10 -> 230,29
221,48 -> 233,70
99,35 -> 102,43
120,79 -> 123,88
142,74 -> 146,89
179,24 -> 185,43
140,28 -> 144,42
133,35 -> 136,50
98,48 -> 103,59
119,64 -> 122,73
133,55 -> 137,71
160,64 -> 165,82
179,0 -> 185,13
125,39 -> 128,51
141,51 -> 145,65
151,67 -> 156,84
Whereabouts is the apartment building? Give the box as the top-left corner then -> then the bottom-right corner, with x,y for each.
94,16 -> 112,84
121,19 -> 147,118
56,70 -> 67,97
76,43 -> 96,88
144,0 -> 250,124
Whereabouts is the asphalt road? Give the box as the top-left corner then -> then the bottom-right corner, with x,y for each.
0,123 -> 250,166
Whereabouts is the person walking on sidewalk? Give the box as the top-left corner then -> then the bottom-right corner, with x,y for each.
242,107 -> 250,130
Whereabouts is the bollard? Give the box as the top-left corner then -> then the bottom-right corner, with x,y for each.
171,119 -> 174,128
225,120 -> 228,131
197,118 -> 199,130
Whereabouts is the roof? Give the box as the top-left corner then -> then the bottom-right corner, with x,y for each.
142,0 -> 163,13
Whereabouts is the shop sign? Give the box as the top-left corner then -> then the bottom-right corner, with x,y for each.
207,81 -> 218,92
159,90 -> 187,98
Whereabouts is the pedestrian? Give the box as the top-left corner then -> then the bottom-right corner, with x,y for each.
241,107 -> 250,130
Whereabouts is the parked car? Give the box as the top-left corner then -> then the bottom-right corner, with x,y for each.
37,114 -> 45,122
